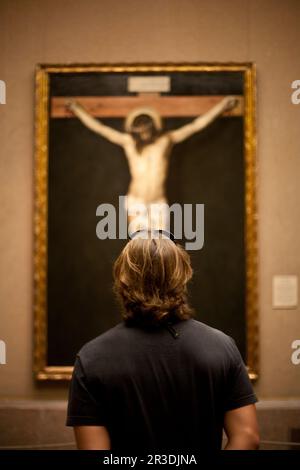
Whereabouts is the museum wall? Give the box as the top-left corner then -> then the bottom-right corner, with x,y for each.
0,0 -> 299,402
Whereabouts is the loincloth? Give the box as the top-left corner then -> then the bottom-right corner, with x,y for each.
124,194 -> 170,232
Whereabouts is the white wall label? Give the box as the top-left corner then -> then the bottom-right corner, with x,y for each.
128,76 -> 170,93
272,275 -> 298,308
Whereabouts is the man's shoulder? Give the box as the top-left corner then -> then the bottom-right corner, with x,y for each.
188,319 -> 232,341
78,322 -> 126,356
185,319 -> 241,369
76,322 -> 132,374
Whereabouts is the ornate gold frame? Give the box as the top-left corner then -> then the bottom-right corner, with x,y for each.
34,63 -> 258,381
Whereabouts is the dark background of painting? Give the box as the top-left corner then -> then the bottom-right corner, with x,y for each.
47,71 -> 245,366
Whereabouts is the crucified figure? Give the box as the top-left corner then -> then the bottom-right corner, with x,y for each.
67,96 -> 237,232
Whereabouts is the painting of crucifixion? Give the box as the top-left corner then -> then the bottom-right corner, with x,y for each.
65,96 -> 237,232
34,64 -> 257,380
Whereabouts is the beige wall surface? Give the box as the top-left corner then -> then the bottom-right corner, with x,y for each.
0,0 -> 299,400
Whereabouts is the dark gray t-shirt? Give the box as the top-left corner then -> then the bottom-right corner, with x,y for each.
66,318 -> 257,451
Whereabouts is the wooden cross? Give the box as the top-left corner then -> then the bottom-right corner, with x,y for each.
51,94 -> 243,118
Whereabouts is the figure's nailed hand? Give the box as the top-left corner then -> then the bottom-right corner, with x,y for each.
224,96 -> 238,111
65,99 -> 76,111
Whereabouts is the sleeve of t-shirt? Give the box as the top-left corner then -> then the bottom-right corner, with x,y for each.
66,355 -> 108,426
224,337 -> 258,412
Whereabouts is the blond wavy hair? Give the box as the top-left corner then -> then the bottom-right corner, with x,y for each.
113,237 -> 194,327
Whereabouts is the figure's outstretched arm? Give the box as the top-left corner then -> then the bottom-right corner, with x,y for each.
66,100 -> 128,147
168,96 -> 238,144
